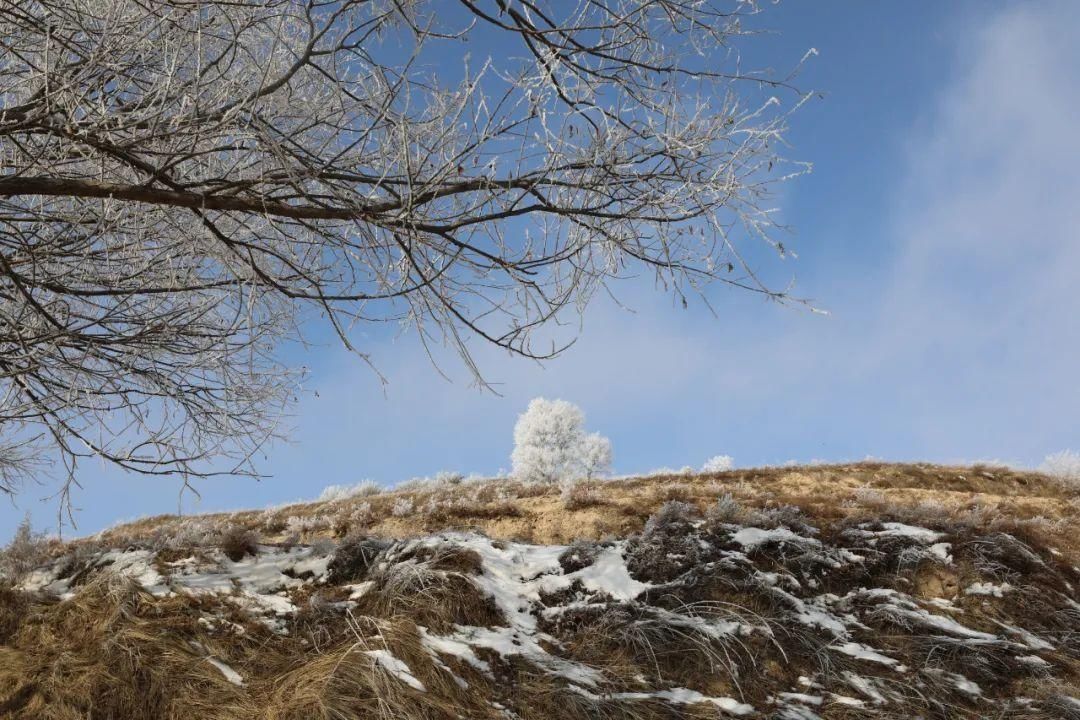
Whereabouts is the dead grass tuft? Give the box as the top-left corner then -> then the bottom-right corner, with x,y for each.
265,617 -> 495,720
327,536 -> 391,584
219,527 -> 260,562
352,545 -> 503,632
560,481 -> 607,510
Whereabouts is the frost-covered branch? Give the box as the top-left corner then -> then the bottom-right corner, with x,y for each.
0,0 -> 810,503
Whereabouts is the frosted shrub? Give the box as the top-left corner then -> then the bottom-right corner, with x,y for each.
643,465 -> 695,477
627,501 -> 702,583
395,477 -> 433,492
318,480 -> 382,502
318,485 -> 350,502
286,515 -> 329,534
460,473 -> 494,486
154,518 -> 219,551
702,455 -> 734,473
1040,450 -> 1080,490
433,471 -> 465,485
706,493 -> 744,525
391,498 -> 415,517
511,398 -> 613,484
350,501 -> 374,525
578,433 -> 613,479
0,514 -> 50,582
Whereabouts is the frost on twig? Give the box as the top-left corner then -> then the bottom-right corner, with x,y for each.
0,1 -> 812,508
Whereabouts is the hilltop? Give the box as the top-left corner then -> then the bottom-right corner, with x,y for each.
1,463 -> 1078,719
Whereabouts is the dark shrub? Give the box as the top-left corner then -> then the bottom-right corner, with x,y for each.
219,527 -> 259,562
625,501 -> 704,583
559,540 -> 601,573
327,536 -> 391,583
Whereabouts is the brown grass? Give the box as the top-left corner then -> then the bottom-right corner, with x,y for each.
0,575 -> 501,720
90,462 -> 1078,563
265,619 -> 495,720
0,575 -> 254,719
352,547 -> 504,633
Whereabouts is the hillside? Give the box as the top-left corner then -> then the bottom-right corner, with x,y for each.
1,463 -> 1078,719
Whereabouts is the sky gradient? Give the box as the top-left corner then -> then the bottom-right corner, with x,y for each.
4,0 -> 1079,538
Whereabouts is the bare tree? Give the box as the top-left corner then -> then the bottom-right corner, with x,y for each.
0,0 -> 811,505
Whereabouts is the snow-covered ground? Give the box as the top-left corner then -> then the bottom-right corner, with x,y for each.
16,507 -> 1080,719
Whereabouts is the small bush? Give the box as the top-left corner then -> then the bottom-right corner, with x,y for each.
1039,450 -> 1080,490
286,514 -> 330,535
852,485 -> 888,508
642,500 -> 699,535
641,466 -> 696,478
348,501 -> 375,529
560,481 -> 604,510
558,540 -> 601,573
701,455 -> 734,473
433,471 -> 464,485
626,501 -> 703,583
391,498 -> 415,517
652,482 -> 693,503
0,514 -> 50,582
327,536 -> 391,583
751,504 -> 813,532
146,521 -> 199,552
219,527 -> 259,562
705,493 -> 744,525
317,480 -> 382,502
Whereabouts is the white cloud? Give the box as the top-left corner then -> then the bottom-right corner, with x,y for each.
869,0 -> 1080,456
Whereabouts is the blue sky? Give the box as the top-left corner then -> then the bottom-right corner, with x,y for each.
4,0 -> 1079,538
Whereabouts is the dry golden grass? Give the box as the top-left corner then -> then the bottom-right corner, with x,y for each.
0,576 -> 253,719
92,462 -> 1080,563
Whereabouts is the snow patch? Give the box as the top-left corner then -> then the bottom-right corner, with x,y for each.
831,642 -> 904,669
366,649 -> 426,691
731,527 -> 817,550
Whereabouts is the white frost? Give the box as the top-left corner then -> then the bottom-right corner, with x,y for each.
965,581 -> 1012,597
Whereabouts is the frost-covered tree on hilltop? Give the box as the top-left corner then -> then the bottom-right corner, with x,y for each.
511,399 -> 612,484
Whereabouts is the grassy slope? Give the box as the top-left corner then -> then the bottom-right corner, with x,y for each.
1,463 -> 1078,719
99,461 -> 1080,551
